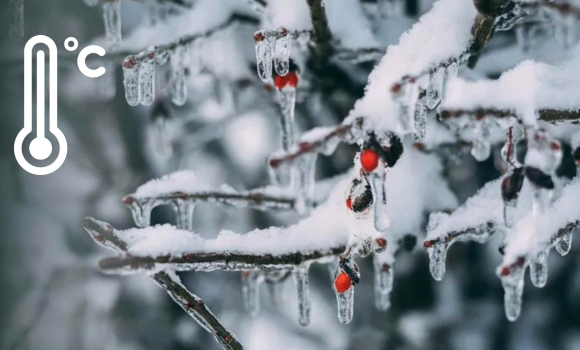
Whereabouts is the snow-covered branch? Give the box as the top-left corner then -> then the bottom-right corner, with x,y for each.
82,217 -> 242,350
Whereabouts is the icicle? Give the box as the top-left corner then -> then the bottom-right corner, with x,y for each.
499,264 -> 525,321
122,55 -> 141,106
139,52 -> 156,106
368,164 -> 389,232
98,60 -> 117,99
293,154 -> 317,216
471,120 -> 491,161
277,88 -> 296,151
373,256 -> 393,311
254,30 -> 275,82
268,159 -> 292,187
515,25 -> 531,52
427,242 -> 449,281
83,0 -> 99,6
413,90 -> 427,141
555,231 -> 573,256
336,286 -> 354,324
241,271 -> 264,317
143,0 -> 158,27
393,86 -> 412,133
292,265 -> 311,326
102,0 -> 122,51
9,0 -> 24,39
274,28 -> 290,76
171,46 -> 188,106
530,250 -> 549,288
171,199 -> 195,231
126,199 -> 155,227
265,271 -> 288,305
426,68 -> 445,109
296,32 -> 310,52
154,118 -> 174,159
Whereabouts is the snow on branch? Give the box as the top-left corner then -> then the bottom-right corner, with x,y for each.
82,217 -> 243,350
121,171 -> 297,228
440,48 -> 580,126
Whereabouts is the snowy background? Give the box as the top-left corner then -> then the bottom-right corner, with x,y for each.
2,0 -> 580,349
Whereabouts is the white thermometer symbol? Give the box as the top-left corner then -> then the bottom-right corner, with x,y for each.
14,35 -> 68,175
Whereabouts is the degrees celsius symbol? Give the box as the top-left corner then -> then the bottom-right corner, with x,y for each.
14,35 -> 106,175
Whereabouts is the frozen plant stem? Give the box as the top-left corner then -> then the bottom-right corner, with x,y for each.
81,218 -> 242,350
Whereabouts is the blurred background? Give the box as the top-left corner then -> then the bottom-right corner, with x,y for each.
2,0 -> 580,349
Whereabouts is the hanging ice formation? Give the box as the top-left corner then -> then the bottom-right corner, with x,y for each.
171,45 -> 188,106
254,27 -> 291,82
241,271 -> 265,317
103,0 -> 122,51
293,264 -> 311,326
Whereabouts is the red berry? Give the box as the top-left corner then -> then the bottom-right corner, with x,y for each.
346,198 -> 352,210
274,72 -> 299,90
423,240 -> 433,248
334,272 -> 352,293
360,149 -> 379,172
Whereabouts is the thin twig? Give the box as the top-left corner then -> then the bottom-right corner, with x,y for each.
82,218 -> 242,350
305,0 -> 334,62
439,108 -> 580,125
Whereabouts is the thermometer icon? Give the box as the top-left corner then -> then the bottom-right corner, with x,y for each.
14,35 -> 106,175
14,35 -> 67,175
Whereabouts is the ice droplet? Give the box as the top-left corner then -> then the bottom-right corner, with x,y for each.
274,28 -> 290,76
277,88 -> 296,151
373,256 -> 393,311
499,264 -> 525,321
369,164 -> 389,232
530,250 -> 548,288
171,46 -> 188,106
83,0 -> 99,7
293,154 -> 317,216
122,55 -> 141,106
413,90 -> 427,142
242,271 -> 264,317
555,231 -> 573,256
139,52 -> 156,106
9,0 -> 24,39
427,242 -> 449,281
292,265 -> 311,326
103,0 -> 122,51
426,68 -> 445,109
171,199 -> 195,231
265,271 -> 288,305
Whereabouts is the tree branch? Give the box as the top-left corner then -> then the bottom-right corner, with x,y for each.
439,108 -> 580,125
305,0 -> 334,62
82,218 -> 242,350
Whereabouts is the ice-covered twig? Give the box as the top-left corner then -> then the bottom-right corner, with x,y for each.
268,117 -> 364,169
82,217 -> 242,350
439,108 -> 580,125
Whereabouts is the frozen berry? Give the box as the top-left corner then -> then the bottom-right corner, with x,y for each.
360,149 -> 379,172
334,272 -> 352,294
346,198 -> 352,210
274,71 -> 299,90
